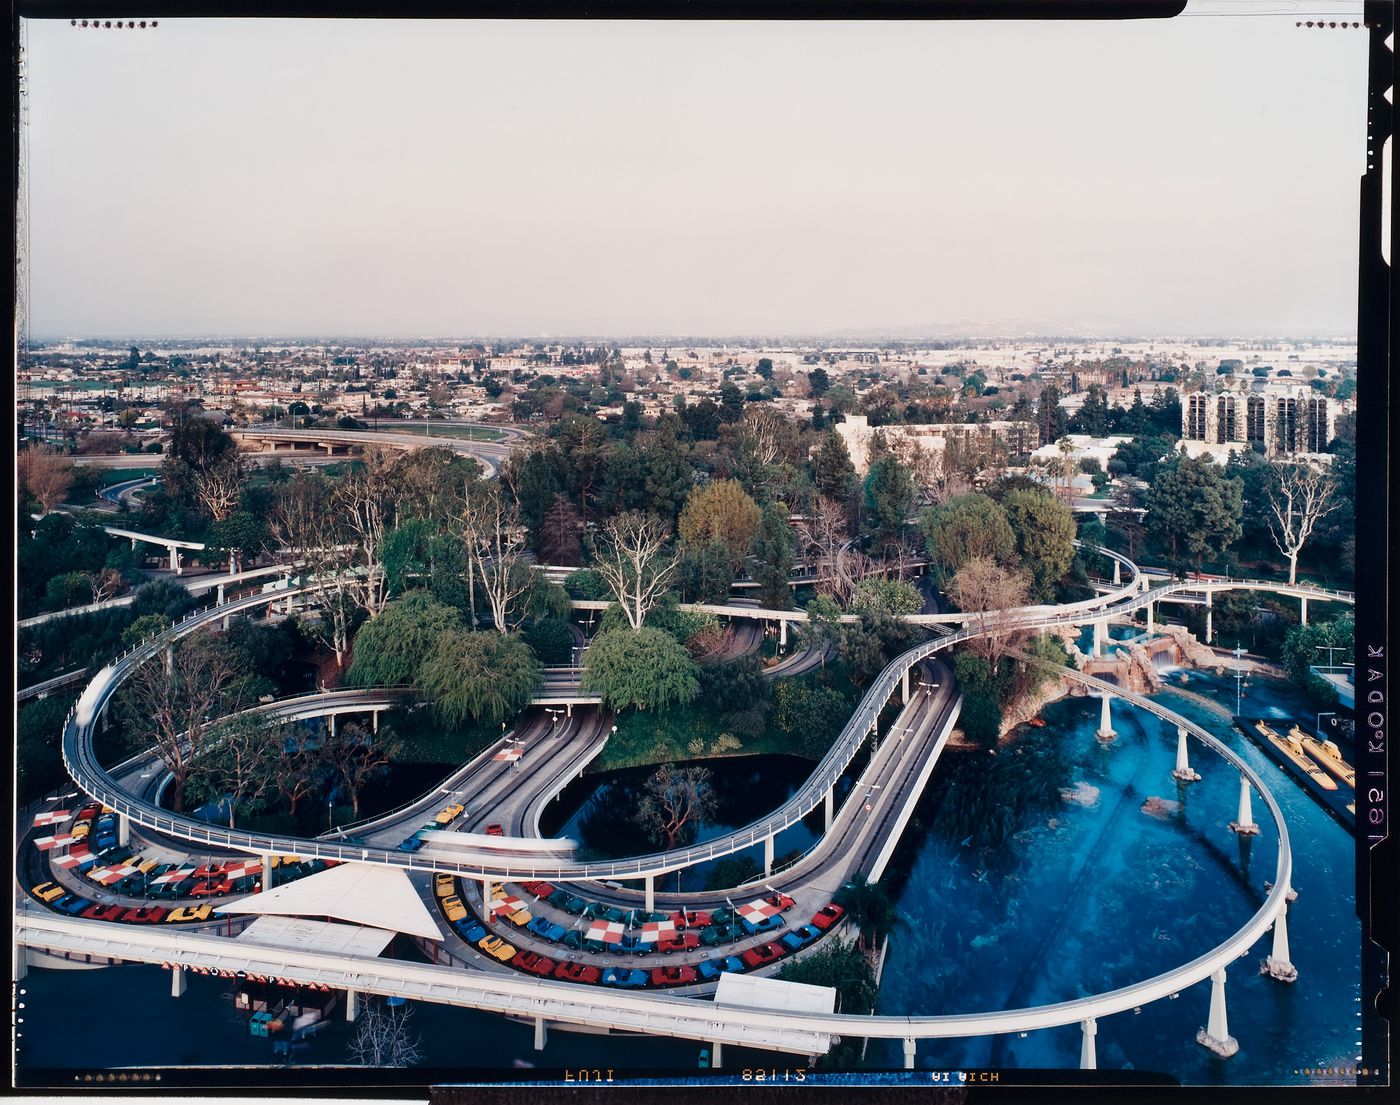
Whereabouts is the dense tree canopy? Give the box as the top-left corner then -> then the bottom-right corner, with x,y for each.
581,626 -> 701,712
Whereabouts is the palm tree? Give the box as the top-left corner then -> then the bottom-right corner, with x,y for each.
834,874 -> 902,956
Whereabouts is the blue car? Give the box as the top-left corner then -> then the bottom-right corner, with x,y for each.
697,956 -> 744,981
456,920 -> 488,944
55,894 -> 92,916
398,836 -> 425,852
601,968 -> 648,988
779,924 -> 823,953
528,917 -> 567,942
741,912 -> 786,935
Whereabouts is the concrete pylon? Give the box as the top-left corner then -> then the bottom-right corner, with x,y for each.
1172,727 -> 1201,783
116,813 -> 130,846
345,989 -> 358,1022
903,1038 -> 916,1070
644,874 -> 655,914
1206,607 -> 1214,645
328,713 -> 337,738
1196,968 -> 1239,1057
163,646 -> 173,676
1229,774 -> 1260,835
1079,1018 -> 1097,1070
1096,692 -> 1116,742
261,854 -> 274,892
534,1016 -> 548,1050
13,944 -> 27,982
1146,601 -> 1155,635
779,620 -> 787,648
763,835 -> 774,876
1262,895 -> 1298,982
711,1040 -> 723,1068
1113,559 -> 1121,585
824,787 -> 834,833
1093,620 -> 1105,658
902,668 -> 911,705
171,966 -> 187,998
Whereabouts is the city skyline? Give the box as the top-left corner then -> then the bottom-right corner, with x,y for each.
22,16 -> 1367,339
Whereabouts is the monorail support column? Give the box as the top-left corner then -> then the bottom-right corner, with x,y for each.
261,855 -> 274,892
711,1041 -> 722,1068
534,1016 -> 548,1050
1113,559 -> 1121,585
163,646 -> 173,677
902,667 -> 911,705
1146,601 -> 1154,636
1093,619 -> 1105,658
372,710 -> 380,734
169,547 -> 182,575
824,787 -> 834,833
1263,894 -> 1298,982
1096,693 -> 1116,742
328,713 -> 337,738
13,944 -> 27,982
779,620 -> 787,649
116,812 -> 130,846
1196,968 -> 1239,1058
1300,597 -> 1309,627
217,584 -> 225,605
1205,590 -> 1214,645
903,1038 -> 916,1070
644,874 -> 655,914
763,835 -> 774,876
1079,1017 -> 1097,1070
1229,774 -> 1260,836
1171,727 -> 1201,783
345,989 -> 358,1022
171,966 -> 187,998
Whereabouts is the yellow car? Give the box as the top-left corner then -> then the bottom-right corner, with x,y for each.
166,905 -> 213,923
490,883 -> 506,900
442,895 -> 467,922
478,935 -> 516,962
70,821 -> 91,840
434,873 -> 456,898
31,881 -> 64,903
434,803 -> 465,825
504,907 -> 532,926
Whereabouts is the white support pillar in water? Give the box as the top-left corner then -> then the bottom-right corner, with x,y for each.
1196,968 -> 1239,1057
824,787 -> 834,833
763,835 -> 774,876
1263,894 -> 1298,982
1079,1018 -> 1097,1070
1093,619 -> 1106,658
1172,726 -> 1201,783
903,1038 -> 916,1070
711,1040 -> 723,1068
1097,692 -> 1116,741
644,874 -> 655,914
345,989 -> 358,1022
1146,600 -> 1155,635
13,943 -> 27,982
534,1016 -> 548,1050
171,966 -> 187,998
1229,774 -> 1260,835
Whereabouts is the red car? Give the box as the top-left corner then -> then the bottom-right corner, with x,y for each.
512,950 -> 558,977
191,864 -> 225,880
119,906 -> 167,923
740,942 -> 787,969
522,881 -> 555,898
190,879 -> 233,898
650,964 -> 698,987
76,803 -> 101,822
485,824 -> 505,837
671,910 -> 712,929
80,902 -> 127,921
765,893 -> 796,912
659,932 -> 701,954
554,961 -> 601,984
810,903 -> 846,931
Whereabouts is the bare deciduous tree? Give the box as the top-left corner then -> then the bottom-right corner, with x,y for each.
118,630 -> 240,813
18,445 -> 75,513
634,763 -> 718,849
456,482 -> 532,632
347,1001 -> 422,1068
1264,461 -> 1339,586
323,720 -> 401,820
270,472 -> 355,666
947,556 -> 1031,669
191,453 -> 248,522
589,511 -> 677,631
91,567 -> 127,603
336,444 -> 397,618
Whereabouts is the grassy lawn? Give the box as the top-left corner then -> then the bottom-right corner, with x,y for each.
419,424 -> 506,443
591,703 -> 809,773
385,707 -> 501,765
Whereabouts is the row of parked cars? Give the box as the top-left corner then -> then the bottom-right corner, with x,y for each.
28,882 -> 222,925
432,874 -> 848,989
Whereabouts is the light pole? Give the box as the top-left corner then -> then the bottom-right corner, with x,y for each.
1316,711 -> 1336,739
1232,643 -> 1246,716
918,680 -> 940,697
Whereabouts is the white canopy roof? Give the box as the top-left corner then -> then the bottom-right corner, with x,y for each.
715,972 -> 836,1016
220,862 -> 443,940
236,916 -> 396,958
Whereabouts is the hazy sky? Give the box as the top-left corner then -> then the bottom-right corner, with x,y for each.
24,15 -> 1369,339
